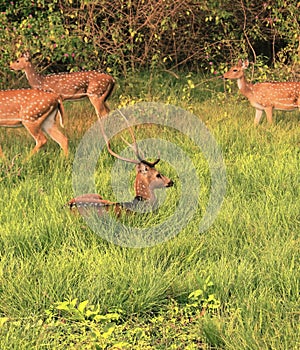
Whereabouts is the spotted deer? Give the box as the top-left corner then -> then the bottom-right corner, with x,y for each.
10,52 -> 115,118
66,117 -> 174,216
223,59 -> 300,125
0,89 -> 68,156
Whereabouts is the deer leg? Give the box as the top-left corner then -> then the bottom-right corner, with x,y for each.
22,121 -> 48,155
41,109 -> 68,156
87,79 -> 113,119
264,107 -> 273,124
254,109 -> 263,125
103,100 -> 110,116
43,123 -> 68,156
88,95 -> 109,119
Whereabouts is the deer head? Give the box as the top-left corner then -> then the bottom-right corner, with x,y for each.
10,51 -> 32,71
223,59 -> 249,80
100,113 -> 174,205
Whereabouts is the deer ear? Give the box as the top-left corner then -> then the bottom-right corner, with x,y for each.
23,51 -> 31,61
242,59 -> 249,69
137,163 -> 148,174
237,59 -> 243,67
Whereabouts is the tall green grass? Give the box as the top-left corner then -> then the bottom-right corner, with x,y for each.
0,71 -> 299,349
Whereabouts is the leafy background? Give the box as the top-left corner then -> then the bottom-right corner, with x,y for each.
1,0 -> 300,85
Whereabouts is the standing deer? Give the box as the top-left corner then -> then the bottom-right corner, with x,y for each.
66,119 -> 174,216
223,59 -> 300,125
0,89 -> 68,156
10,52 -> 115,118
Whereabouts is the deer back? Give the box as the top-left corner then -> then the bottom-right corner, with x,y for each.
41,71 -> 114,99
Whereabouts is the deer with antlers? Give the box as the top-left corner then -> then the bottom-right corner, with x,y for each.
0,89 -> 68,156
66,116 -> 174,216
223,59 -> 300,125
10,52 -> 115,118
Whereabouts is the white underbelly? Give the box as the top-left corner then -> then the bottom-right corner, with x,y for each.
274,106 -> 298,111
251,102 -> 298,111
251,101 -> 264,110
63,94 -> 87,101
0,119 -> 22,127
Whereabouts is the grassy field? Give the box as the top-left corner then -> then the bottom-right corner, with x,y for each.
0,71 -> 299,349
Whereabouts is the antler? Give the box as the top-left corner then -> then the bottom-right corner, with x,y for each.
118,110 -> 160,167
99,113 -> 139,164
100,109 -> 160,167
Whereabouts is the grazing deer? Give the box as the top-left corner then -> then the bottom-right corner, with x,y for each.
67,119 -> 174,216
0,89 -> 68,156
10,52 -> 115,118
223,59 -> 300,125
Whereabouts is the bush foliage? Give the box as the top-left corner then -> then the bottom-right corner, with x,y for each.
1,0 -> 300,85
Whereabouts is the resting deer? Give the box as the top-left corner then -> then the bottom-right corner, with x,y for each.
223,59 -> 300,125
0,89 -> 68,156
10,52 -> 115,118
66,118 -> 174,216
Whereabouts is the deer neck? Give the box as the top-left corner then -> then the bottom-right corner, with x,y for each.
237,74 -> 253,98
24,63 -> 44,89
134,177 -> 156,204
